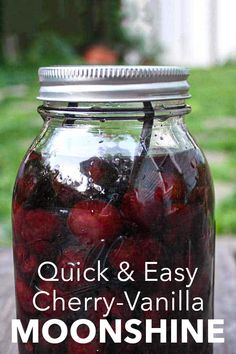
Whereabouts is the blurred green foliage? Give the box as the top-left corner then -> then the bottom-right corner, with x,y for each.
187,64 -> 236,235
0,64 -> 236,245
216,196 -> 236,234
26,33 -> 79,65
1,0 -> 133,65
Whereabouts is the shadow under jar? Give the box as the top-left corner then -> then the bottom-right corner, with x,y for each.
12,66 -> 215,354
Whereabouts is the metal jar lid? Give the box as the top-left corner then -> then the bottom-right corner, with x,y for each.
38,65 -> 190,102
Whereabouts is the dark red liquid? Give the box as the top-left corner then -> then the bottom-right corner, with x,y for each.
12,147 -> 214,354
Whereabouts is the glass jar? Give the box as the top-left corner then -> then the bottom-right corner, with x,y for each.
12,66 -> 215,354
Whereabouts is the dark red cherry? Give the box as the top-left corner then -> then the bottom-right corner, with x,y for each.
36,281 -> 65,317
20,209 -> 61,242
57,247 -> 86,291
14,244 -> 38,275
52,178 -> 81,206
15,174 -> 38,204
28,240 -> 52,254
155,172 -> 186,207
23,342 -> 34,353
15,151 -> 42,204
121,189 -> 163,231
80,157 -> 118,187
16,278 -> 37,314
110,237 -> 163,276
27,150 -> 41,162
12,200 -> 21,214
68,200 -> 122,246
163,204 -> 194,245
12,204 -> 25,238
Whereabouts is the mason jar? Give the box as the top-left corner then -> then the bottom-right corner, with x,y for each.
12,66 -> 215,354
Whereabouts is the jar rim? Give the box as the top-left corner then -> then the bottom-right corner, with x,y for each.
37,65 -> 191,103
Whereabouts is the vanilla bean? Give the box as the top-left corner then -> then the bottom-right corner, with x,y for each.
63,102 -> 78,125
130,101 -> 154,185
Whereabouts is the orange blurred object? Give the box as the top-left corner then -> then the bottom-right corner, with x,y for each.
84,45 -> 118,64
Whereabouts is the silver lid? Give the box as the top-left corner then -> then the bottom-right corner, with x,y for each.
38,65 -> 190,102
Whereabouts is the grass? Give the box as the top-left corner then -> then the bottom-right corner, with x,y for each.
0,63 -> 236,245
216,196 -> 236,234
188,65 -> 236,235
0,65 -> 41,245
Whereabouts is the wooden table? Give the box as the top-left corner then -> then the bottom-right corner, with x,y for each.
1,238 -> 236,354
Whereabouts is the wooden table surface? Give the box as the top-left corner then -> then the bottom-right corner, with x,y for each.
0,238 -> 236,354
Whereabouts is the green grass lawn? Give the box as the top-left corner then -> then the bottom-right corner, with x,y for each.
0,64 -> 236,245
188,65 -> 236,234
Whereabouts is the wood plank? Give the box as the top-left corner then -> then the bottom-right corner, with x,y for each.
0,248 -> 17,354
214,238 -> 236,354
0,238 -> 236,353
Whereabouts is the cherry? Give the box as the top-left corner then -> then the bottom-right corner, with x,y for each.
162,173 -> 186,203
23,342 -> 34,353
68,200 -> 122,246
154,173 -> 187,216
121,189 -> 163,231
16,151 -> 57,209
36,281 -> 65,318
15,174 -> 38,204
163,204 -> 194,245
52,178 -> 81,206
57,247 -> 86,291
16,278 -> 37,315
27,240 -> 52,254
14,244 -> 38,276
110,237 -> 163,276
20,209 -> 61,242
12,200 -> 20,214
15,151 -> 42,204
80,157 -> 118,187
26,150 -> 41,162
12,204 -> 25,238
